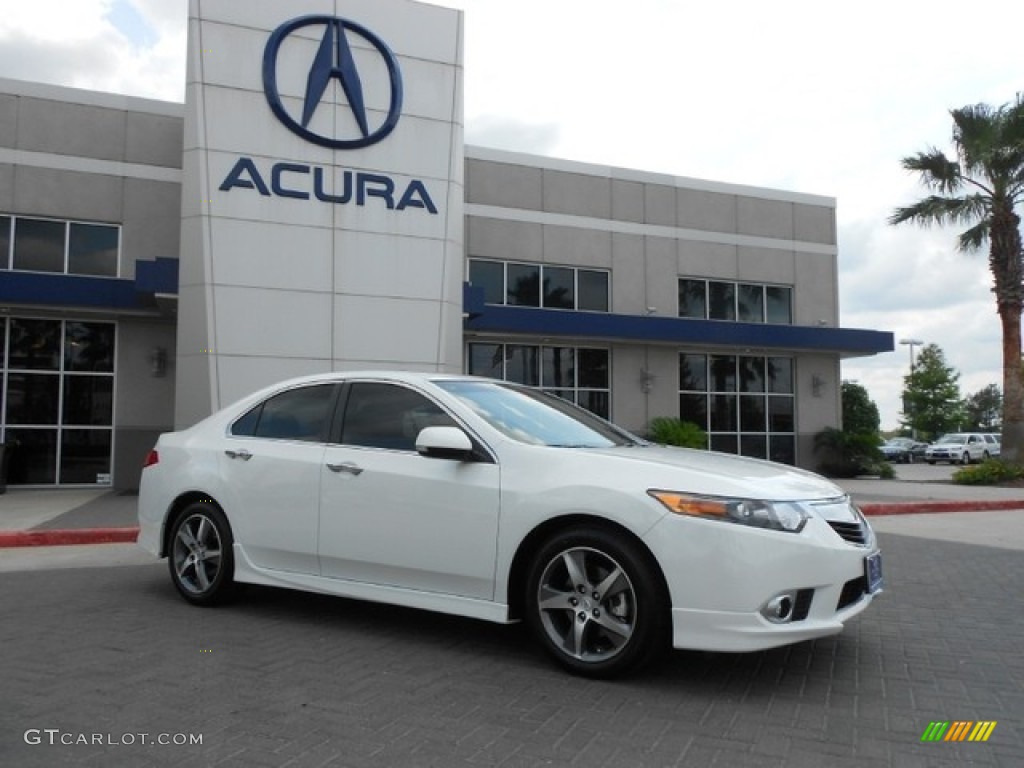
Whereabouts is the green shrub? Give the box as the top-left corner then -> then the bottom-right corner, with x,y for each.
647,417 -> 707,449
952,459 -> 1024,485
814,427 -> 894,478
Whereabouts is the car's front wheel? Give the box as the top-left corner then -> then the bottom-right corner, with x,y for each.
525,527 -> 668,678
167,501 -> 236,606
961,452 -> 971,465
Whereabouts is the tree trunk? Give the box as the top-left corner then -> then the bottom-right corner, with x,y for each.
999,305 -> 1024,463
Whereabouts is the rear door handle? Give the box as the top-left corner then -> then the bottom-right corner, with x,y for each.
225,449 -> 252,461
326,462 -> 363,476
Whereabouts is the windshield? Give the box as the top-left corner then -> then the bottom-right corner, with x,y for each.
436,380 -> 639,448
936,434 -> 966,444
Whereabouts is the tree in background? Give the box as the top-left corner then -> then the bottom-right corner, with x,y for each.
901,343 -> 963,439
963,384 -> 1002,431
815,381 -> 889,477
890,95 -> 1024,461
842,380 -> 881,434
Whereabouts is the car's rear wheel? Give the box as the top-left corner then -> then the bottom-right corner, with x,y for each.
168,501 -> 235,606
525,527 -> 667,678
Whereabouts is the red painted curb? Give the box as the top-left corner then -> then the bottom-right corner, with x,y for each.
860,500 -> 1024,516
0,527 -> 139,548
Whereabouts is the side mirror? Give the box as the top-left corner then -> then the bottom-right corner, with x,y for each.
416,426 -> 474,460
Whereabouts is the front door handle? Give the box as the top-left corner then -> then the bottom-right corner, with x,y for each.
224,449 -> 252,461
326,462 -> 363,476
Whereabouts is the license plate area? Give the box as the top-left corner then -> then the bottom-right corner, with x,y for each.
865,552 -> 884,594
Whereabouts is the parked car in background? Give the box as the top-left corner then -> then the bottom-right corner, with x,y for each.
137,371 -> 882,678
983,433 -> 1001,458
880,437 -> 928,464
925,433 -> 997,465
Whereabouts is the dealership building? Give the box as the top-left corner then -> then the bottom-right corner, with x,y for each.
0,0 -> 891,489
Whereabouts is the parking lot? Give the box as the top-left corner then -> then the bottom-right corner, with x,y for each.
1,524 -> 1021,768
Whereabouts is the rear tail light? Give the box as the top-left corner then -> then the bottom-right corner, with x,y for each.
143,449 -> 159,468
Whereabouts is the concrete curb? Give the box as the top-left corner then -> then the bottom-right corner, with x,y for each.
0,527 -> 139,548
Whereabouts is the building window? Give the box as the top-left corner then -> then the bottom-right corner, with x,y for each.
469,259 -> 609,312
679,353 -> 795,464
678,277 -> 792,325
1,215 -> 120,278
1,318 -> 116,485
467,342 -> 610,418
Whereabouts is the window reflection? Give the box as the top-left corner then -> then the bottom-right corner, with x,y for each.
679,352 -> 796,465
1,317 -> 116,485
466,342 -> 610,419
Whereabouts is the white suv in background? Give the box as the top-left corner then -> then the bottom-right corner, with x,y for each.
925,433 -> 999,464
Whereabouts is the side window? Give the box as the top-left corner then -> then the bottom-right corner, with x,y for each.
340,382 -> 456,451
230,385 -> 336,442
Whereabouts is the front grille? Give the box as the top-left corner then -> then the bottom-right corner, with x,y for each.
828,520 -> 867,545
837,576 -> 866,611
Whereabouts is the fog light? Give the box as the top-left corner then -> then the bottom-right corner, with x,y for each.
761,592 -> 797,624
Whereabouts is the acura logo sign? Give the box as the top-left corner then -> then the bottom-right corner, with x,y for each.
262,16 -> 403,149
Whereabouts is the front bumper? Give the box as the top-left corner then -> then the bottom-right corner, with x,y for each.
642,513 -> 880,652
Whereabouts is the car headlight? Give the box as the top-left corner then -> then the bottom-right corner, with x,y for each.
647,490 -> 810,533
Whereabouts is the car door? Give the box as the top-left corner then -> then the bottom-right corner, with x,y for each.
318,381 -> 500,600
218,382 -> 339,574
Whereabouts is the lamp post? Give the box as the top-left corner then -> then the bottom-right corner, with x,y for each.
900,338 -> 924,438
899,338 -> 923,370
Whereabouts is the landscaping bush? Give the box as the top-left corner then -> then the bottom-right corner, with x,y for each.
952,459 -> 1024,485
647,417 -> 707,449
814,427 -> 894,479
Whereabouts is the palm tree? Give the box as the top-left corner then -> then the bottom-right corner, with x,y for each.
890,95 -> 1024,462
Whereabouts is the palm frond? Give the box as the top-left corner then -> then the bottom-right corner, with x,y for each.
900,148 -> 961,194
958,221 -> 989,252
888,194 -> 983,227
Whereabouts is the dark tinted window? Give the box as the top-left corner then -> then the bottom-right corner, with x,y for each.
467,343 -> 503,379
708,281 -> 735,321
507,263 -> 540,306
65,322 -> 115,372
577,269 -> 608,311
9,318 -> 61,370
68,223 -> 118,277
505,345 -> 539,386
468,259 -> 504,304
240,385 -> 336,442
0,216 -> 10,269
13,218 -> 65,272
678,279 -> 706,319
543,266 -> 574,309
341,382 -> 455,451
766,286 -> 792,324
737,284 -> 764,322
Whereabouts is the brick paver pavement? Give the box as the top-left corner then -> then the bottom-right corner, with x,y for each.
1,531 -> 1021,767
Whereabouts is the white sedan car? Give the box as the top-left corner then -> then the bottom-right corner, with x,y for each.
138,372 -> 882,677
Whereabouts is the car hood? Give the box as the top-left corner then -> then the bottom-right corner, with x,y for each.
567,444 -> 847,501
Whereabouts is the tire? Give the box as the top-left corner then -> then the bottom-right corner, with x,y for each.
167,501 -> 236,606
961,452 -> 971,465
524,526 -> 668,678
927,460 -> 935,465
983,451 -> 991,461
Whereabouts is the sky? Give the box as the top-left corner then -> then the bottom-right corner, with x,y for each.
1,0 -> 1022,429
